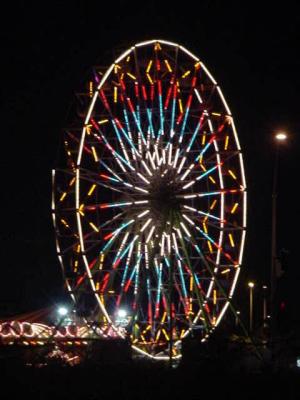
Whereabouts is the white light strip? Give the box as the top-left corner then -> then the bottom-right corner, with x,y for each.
177,156 -> 186,174
200,62 -> 217,85
115,48 -> 133,64
146,225 -> 155,243
180,222 -> 191,237
135,40 -> 157,47
182,180 -> 195,190
180,164 -> 194,181
141,218 -> 152,232
215,301 -> 230,327
134,186 -> 149,193
137,210 -> 150,219
216,86 -> 231,115
229,267 -> 240,297
182,213 -> 195,226
194,89 -> 203,104
141,160 -> 153,176
173,148 -> 180,168
137,172 -> 150,184
239,230 -> 246,265
179,45 -> 199,61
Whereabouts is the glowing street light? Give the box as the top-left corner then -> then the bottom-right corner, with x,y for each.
57,306 -> 68,316
116,308 -> 129,327
117,309 -> 127,319
275,132 -> 287,141
271,130 -> 288,338
262,285 -> 268,327
248,282 -> 254,332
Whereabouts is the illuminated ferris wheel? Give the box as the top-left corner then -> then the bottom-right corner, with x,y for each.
52,39 -> 247,360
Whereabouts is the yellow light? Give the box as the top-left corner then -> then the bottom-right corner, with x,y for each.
221,268 -> 230,274
212,112 -> 221,117
161,311 -> 167,324
114,86 -> 117,103
228,233 -> 235,247
126,55 -> 131,62
162,329 -> 170,340
231,202 -> 238,214
69,177 -> 76,186
74,260 -> 78,272
96,282 -> 100,291
154,42 -> 162,51
182,70 -> 191,78
59,192 -> 67,202
200,162 -> 207,172
212,316 -> 216,326
146,73 -> 153,84
202,134 -> 206,145
89,81 -> 93,98
146,60 -> 153,73
89,222 -> 99,233
127,72 -> 136,80
76,244 -> 81,253
224,135 -> 229,150
207,241 -> 213,253
180,329 -> 185,338
86,124 -> 92,135
91,146 -> 98,162
88,184 -> 96,196
203,222 -> 208,234
228,169 -> 237,180
189,276 -> 193,291
156,329 -> 161,341
98,119 -> 109,125
60,218 -> 69,228
189,298 -> 193,313
213,289 -> 217,305
248,282 -> 254,288
194,62 -> 201,69
209,176 -> 216,184
210,200 -> 217,210
178,98 -> 183,114
164,59 -> 172,72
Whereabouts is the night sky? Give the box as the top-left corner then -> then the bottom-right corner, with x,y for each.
1,1 -> 300,327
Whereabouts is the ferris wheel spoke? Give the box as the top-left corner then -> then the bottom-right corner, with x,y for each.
184,233 -> 237,320
92,121 -> 136,173
182,205 -> 223,223
173,224 -> 212,331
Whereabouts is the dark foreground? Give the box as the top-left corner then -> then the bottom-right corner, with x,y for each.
2,360 -> 300,400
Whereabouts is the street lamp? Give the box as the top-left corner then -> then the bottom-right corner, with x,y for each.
262,285 -> 268,328
248,282 -> 254,332
271,131 -> 288,337
57,306 -> 68,316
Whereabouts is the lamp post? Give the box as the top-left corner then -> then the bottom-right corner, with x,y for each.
262,285 -> 268,328
248,282 -> 254,332
271,132 -> 287,338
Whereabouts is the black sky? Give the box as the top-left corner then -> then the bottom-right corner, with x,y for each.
1,1 -> 300,324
